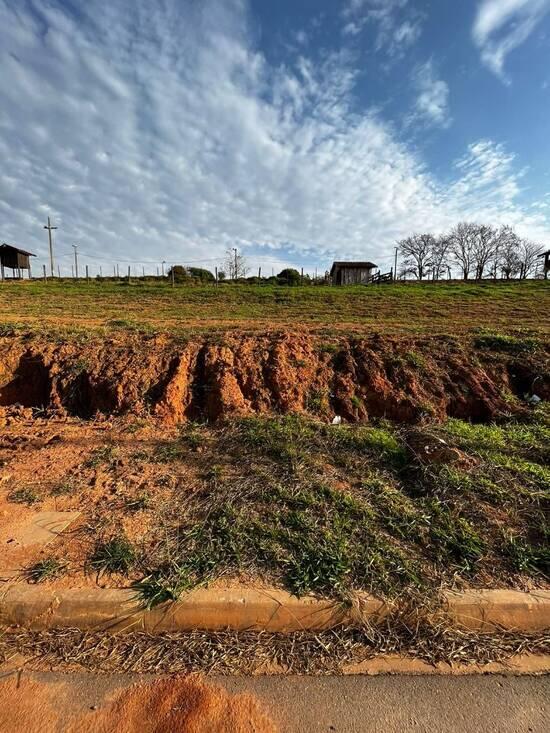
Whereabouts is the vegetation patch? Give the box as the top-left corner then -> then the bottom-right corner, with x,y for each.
125,409 -> 549,605
88,535 -> 136,576
24,557 -> 67,583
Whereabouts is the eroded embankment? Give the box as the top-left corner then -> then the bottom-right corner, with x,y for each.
0,332 -> 548,424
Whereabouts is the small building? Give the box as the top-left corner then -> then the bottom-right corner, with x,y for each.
538,250 -> 550,279
0,243 -> 36,279
330,261 -> 377,286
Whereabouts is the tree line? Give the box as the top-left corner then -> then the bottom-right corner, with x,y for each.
398,223 -> 545,281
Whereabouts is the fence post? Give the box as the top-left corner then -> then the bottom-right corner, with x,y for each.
43,264 -> 47,282
215,266 -> 218,287
127,265 -> 131,283
171,267 -> 175,287
86,265 -> 89,282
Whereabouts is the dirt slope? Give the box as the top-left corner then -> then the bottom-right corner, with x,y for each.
0,332 -> 548,425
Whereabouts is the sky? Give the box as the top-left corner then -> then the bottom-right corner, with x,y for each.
1,0 -> 550,277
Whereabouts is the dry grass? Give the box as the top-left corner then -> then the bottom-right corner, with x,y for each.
1,620 -> 549,675
0,279 -> 548,336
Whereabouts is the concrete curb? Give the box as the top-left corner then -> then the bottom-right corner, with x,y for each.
0,585 -> 549,634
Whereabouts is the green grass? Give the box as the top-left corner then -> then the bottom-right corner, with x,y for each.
474,332 -> 541,354
0,279 -> 548,336
24,557 -> 67,583
129,410 -> 549,606
8,487 -> 40,505
84,444 -> 118,469
88,535 -> 136,575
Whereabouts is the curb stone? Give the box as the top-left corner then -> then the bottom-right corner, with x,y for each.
0,585 -> 549,633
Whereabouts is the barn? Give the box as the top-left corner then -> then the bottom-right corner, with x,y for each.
330,261 -> 377,286
0,243 -> 36,279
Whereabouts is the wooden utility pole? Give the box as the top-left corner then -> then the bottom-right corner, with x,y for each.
394,247 -> 398,280
43,264 -> 47,281
86,264 -> 89,282
72,244 -> 79,279
232,248 -> 238,280
44,217 -> 58,277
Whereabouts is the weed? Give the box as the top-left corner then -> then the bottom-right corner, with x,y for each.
306,389 -> 329,412
350,394 -> 363,410
153,441 -> 187,463
502,532 -> 550,575
425,500 -> 485,572
50,480 -> 74,497
124,494 -> 150,512
24,557 -> 66,583
88,535 -> 136,575
405,351 -> 427,369
85,444 -> 118,468
8,487 -> 40,505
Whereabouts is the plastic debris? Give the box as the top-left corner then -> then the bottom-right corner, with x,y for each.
331,415 -> 342,425
527,394 -> 542,405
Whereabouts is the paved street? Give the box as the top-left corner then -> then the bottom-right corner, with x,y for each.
0,668 -> 548,732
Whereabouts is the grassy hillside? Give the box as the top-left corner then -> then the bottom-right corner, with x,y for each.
0,279 -> 548,336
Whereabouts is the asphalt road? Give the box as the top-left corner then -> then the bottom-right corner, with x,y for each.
0,669 -> 548,732
221,675 -> 550,732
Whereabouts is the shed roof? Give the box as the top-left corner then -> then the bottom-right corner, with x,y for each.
330,261 -> 377,276
1,243 -> 36,257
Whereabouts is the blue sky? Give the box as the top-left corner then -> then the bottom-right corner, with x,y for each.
1,0 -> 549,276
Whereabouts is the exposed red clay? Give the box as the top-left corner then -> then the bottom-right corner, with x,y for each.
1,332 -> 548,424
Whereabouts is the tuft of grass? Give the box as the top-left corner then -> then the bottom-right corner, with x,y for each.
50,480 -> 75,497
24,557 -> 67,583
124,494 -> 150,512
88,535 -> 136,575
153,441 -> 187,463
8,487 -> 40,505
474,332 -> 540,354
502,532 -> 550,575
85,444 -> 118,469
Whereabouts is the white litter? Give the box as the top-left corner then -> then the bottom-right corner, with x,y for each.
527,394 -> 542,405
331,415 -> 342,425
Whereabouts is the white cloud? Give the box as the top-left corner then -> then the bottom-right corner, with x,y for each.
0,0 -> 548,278
473,0 -> 550,80
409,60 -> 452,128
342,0 -> 422,57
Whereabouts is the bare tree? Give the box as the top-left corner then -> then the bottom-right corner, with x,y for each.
223,247 -> 249,280
430,235 -> 451,280
471,224 -> 500,280
448,222 -> 477,280
398,233 -> 434,280
518,239 -> 543,279
497,226 -> 521,280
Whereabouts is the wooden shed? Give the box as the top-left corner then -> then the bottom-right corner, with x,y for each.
330,261 -> 377,286
538,250 -> 550,279
0,243 -> 36,279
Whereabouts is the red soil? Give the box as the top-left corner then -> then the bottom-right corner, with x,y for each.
0,332 -> 547,425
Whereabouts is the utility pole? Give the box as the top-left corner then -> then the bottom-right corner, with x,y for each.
44,217 -> 57,277
232,248 -> 238,280
72,244 -> 79,279
394,246 -> 398,280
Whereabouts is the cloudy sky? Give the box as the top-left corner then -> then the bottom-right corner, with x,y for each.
1,0 -> 550,277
